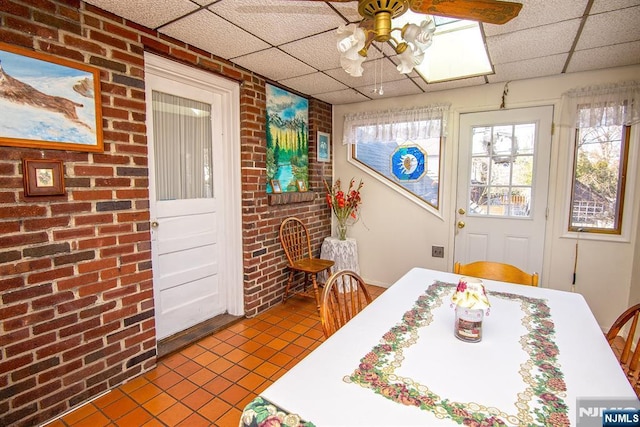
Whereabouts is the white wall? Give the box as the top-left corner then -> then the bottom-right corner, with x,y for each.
332,64 -> 640,331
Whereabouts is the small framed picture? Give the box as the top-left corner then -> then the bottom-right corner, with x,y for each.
296,179 -> 308,192
317,131 -> 330,163
271,179 -> 282,193
22,158 -> 65,196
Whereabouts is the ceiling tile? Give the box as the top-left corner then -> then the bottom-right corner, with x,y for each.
483,0 -> 588,37
488,20 -> 581,65
279,72 -> 347,95
354,78 -> 424,99
325,56 -> 411,91
314,89 -> 370,105
233,48 -> 316,81
567,41 -> 640,73
591,0 -> 640,14
280,31 -> 342,71
416,76 -> 488,92
160,10 -> 269,59
576,7 -> 640,50
84,0 -> 199,28
330,3 -> 363,23
488,54 -> 567,83
209,0 -> 345,46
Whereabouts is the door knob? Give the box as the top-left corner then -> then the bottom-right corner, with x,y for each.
151,221 -> 159,228
458,208 -> 466,215
457,221 -> 466,229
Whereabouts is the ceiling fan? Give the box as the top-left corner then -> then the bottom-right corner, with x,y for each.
307,0 -> 523,76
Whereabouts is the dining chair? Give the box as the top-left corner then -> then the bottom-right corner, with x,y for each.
606,303 -> 640,396
279,217 -> 334,312
320,270 -> 372,338
453,261 -> 539,286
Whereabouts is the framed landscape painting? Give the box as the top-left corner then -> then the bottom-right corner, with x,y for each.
0,42 -> 103,152
265,83 -> 309,193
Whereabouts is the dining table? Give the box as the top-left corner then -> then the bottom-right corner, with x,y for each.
240,267 -> 639,426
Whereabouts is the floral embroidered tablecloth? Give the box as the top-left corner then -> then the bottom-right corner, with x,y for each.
344,281 -> 569,427
240,396 -> 315,427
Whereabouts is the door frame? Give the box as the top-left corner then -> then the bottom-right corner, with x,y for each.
144,53 -> 244,317
451,105 -> 554,279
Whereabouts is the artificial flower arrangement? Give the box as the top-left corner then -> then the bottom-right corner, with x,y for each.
324,178 -> 364,240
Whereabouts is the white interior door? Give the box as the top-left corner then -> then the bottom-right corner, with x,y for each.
454,106 -> 553,278
145,54 -> 243,340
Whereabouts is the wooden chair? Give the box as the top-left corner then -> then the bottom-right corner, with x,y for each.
453,261 -> 539,286
606,304 -> 640,396
279,217 -> 334,312
320,270 -> 372,338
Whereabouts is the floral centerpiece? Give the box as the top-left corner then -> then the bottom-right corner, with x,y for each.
324,178 -> 363,240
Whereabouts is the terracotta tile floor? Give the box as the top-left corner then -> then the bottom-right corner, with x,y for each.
45,285 -> 386,427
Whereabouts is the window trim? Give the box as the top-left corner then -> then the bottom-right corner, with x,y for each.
563,124 -> 639,243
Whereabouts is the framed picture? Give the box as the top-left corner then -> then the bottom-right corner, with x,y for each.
266,83 -> 308,194
22,158 -> 65,196
317,131 -> 330,163
296,179 -> 308,192
271,179 -> 282,193
0,42 -> 103,152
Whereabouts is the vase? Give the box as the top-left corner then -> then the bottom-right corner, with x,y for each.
336,221 -> 348,240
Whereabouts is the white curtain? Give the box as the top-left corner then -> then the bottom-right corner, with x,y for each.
561,80 -> 640,128
152,91 -> 213,200
342,104 -> 450,144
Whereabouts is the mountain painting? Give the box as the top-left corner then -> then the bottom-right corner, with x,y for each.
0,42 -> 103,152
266,83 -> 309,193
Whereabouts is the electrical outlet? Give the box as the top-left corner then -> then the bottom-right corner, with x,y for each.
432,245 -> 444,258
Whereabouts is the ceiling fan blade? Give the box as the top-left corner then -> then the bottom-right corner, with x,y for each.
409,0 -> 522,25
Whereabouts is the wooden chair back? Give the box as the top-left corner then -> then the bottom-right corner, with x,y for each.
320,270 -> 372,338
279,217 -> 312,265
606,304 -> 640,395
454,261 -> 539,286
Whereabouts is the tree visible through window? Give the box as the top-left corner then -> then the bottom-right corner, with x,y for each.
569,119 -> 630,234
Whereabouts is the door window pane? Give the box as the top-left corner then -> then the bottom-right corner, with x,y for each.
468,123 -> 536,218
152,91 -> 213,201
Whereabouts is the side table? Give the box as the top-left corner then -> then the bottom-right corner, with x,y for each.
319,237 -> 360,284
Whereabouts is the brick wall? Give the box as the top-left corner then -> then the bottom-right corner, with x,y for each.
0,1 -> 332,426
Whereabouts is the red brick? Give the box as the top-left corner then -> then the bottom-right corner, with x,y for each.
36,336 -> 82,359
57,272 -> 100,291
27,266 -> 75,285
0,354 -> 33,376
77,257 -> 117,274
4,309 -> 55,332
77,236 -> 117,250
6,332 -> 57,358
78,278 -> 117,297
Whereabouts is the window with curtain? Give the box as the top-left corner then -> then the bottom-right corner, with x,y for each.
152,91 -> 213,201
564,81 -> 639,234
345,105 -> 449,210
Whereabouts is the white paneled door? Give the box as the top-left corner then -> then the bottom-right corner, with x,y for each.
145,54 -> 243,340
454,106 -> 553,278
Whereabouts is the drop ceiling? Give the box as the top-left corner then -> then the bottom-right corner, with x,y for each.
83,0 -> 640,105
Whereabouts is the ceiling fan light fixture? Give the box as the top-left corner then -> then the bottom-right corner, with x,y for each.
337,10 -> 436,77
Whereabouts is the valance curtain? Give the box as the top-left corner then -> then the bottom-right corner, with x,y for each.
342,104 -> 451,144
561,80 -> 640,128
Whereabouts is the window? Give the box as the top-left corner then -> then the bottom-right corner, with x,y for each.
563,81 -> 639,236
569,119 -> 630,234
344,105 -> 449,211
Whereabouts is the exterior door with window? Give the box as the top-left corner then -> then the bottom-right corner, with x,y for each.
454,106 -> 553,277
145,55 -> 242,340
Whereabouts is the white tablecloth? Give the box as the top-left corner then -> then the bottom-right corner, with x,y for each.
255,268 -> 638,426
319,237 -> 359,283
